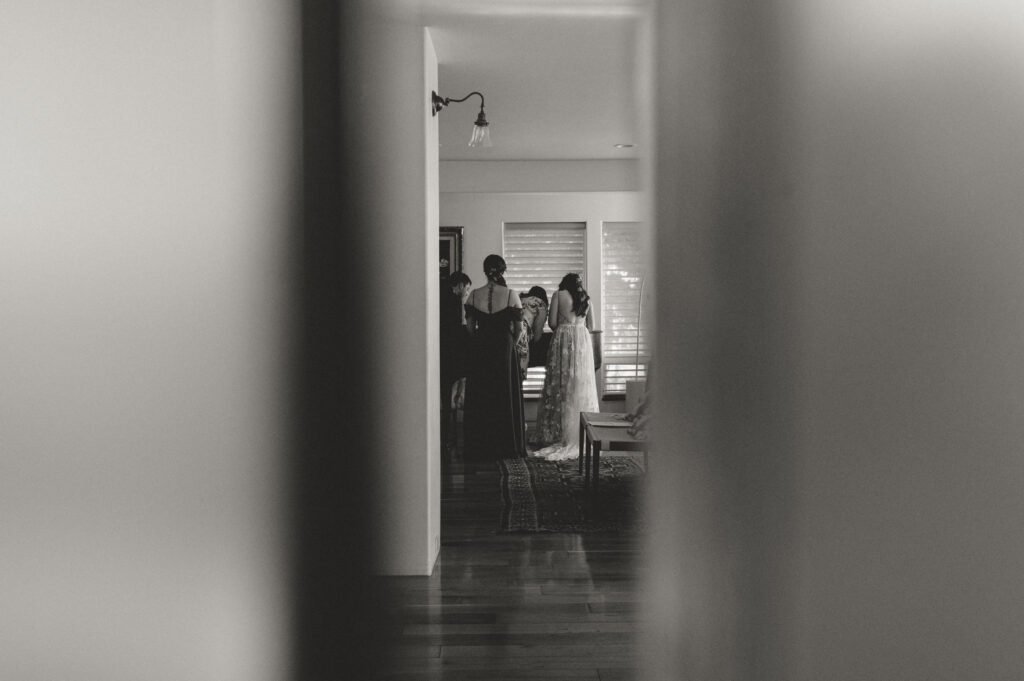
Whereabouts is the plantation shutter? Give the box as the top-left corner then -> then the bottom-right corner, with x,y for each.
503,222 -> 586,295
601,222 -> 650,394
503,222 -> 587,395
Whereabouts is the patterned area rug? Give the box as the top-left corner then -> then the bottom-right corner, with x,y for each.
498,455 -> 646,533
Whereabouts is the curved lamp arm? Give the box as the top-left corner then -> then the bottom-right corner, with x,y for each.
431,90 -> 491,146
431,90 -> 485,117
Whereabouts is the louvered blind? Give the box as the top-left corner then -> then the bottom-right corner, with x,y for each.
603,363 -> 649,394
601,222 -> 650,394
503,223 -> 586,296
503,223 -> 587,395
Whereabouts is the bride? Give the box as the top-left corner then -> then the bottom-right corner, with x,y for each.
530,273 -> 599,460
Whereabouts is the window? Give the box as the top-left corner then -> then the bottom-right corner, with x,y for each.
503,222 -> 586,395
601,222 -> 650,395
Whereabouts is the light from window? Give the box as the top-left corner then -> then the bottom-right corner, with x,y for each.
601,222 -> 650,395
504,222 -> 587,396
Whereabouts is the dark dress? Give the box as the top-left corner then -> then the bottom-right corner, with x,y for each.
439,286 -> 468,400
440,286 -> 469,449
463,292 -> 527,461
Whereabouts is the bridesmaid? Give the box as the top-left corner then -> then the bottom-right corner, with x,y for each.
516,286 -> 549,376
462,255 -> 527,461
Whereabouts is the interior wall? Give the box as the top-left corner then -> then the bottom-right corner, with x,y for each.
646,1 -> 1024,680
361,13 -> 440,576
424,27 -> 442,574
441,159 -> 642,193
790,3 -> 1024,677
1,2 -> 295,679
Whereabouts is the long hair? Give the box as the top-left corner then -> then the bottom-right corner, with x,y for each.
482,254 -> 507,285
558,273 -> 589,316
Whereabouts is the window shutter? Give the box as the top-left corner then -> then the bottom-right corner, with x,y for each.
601,222 -> 650,394
503,223 -> 586,295
503,222 -> 587,395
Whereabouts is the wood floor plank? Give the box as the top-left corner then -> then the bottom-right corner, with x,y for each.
373,441 -> 644,680
387,632 -> 636,647
387,645 -> 442,658
597,669 -> 640,681
440,643 -> 635,658
402,621 -> 638,635
378,657 -> 634,671
374,668 -> 600,681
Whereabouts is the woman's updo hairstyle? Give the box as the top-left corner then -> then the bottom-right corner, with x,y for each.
482,254 -> 507,284
558,272 -> 590,316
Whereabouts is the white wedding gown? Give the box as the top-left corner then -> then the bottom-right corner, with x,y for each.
530,312 -> 599,461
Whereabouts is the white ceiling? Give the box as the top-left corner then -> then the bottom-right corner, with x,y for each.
423,1 -> 649,161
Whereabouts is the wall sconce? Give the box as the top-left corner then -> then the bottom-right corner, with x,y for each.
431,90 -> 492,147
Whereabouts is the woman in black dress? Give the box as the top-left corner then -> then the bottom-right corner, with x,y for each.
462,254 -> 527,461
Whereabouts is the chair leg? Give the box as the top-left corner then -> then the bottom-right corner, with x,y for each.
578,417 -> 585,475
585,436 -> 593,489
583,433 -> 591,489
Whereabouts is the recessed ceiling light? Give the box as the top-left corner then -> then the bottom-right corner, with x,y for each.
614,143 -> 634,148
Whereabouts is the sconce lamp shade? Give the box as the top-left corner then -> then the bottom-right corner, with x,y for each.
469,110 -> 492,147
469,124 -> 492,147
432,90 -> 492,148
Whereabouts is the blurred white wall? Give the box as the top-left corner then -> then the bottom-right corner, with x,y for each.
791,3 -> 1024,677
647,0 -> 1024,679
357,11 -> 441,576
1,2 -> 296,679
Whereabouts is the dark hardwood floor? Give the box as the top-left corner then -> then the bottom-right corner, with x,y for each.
371,431 -> 645,680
